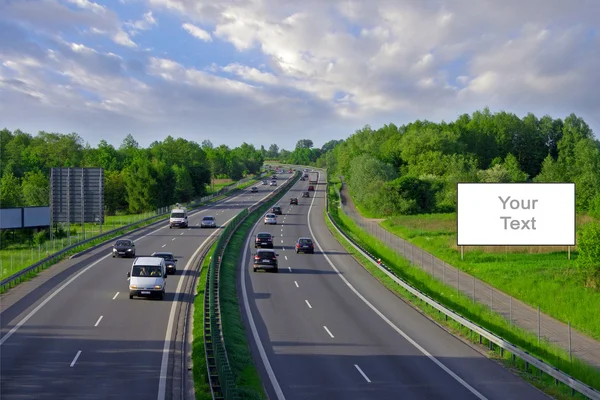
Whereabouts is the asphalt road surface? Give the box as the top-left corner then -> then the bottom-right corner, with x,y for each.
240,170 -> 551,400
0,173 -> 292,400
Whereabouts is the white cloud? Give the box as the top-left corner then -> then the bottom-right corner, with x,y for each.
125,11 -> 158,35
1,0 -> 599,149
182,23 -> 212,42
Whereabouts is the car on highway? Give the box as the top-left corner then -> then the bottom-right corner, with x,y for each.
308,185 -> 315,191
112,239 -> 136,258
264,213 -> 277,224
290,197 -> 298,205
255,232 -> 274,248
300,176 -> 305,181
271,206 -> 282,215
270,180 -> 277,186
253,249 -> 279,272
261,180 -> 268,185
127,256 -> 167,300
250,187 -> 258,193
271,175 -> 277,179
295,237 -> 315,254
151,251 -> 177,274
302,191 -> 310,198
201,216 -> 217,228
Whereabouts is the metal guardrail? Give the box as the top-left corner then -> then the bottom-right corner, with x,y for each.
0,173 -> 268,293
204,172 -> 300,400
324,177 -> 600,400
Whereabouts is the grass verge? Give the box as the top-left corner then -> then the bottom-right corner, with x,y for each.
218,173 -> 299,399
325,182 -> 600,395
192,242 -> 217,400
378,212 -> 600,342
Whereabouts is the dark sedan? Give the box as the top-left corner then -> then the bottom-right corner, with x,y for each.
295,237 -> 315,254
112,239 -> 135,258
290,197 -> 298,205
151,251 -> 177,274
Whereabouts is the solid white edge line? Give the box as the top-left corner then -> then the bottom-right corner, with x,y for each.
306,173 -> 489,400
112,292 -> 119,300
0,182 -> 271,346
354,364 -> 371,383
305,300 -> 312,309
94,315 -> 103,327
157,183 -> 282,400
70,350 -> 82,367
323,326 -> 334,338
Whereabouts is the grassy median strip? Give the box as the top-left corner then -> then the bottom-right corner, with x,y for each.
220,218 -> 266,400
218,175 -> 299,399
324,183 -> 600,397
192,242 -> 216,400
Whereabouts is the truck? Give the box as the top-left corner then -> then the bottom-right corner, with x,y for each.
308,171 -> 318,185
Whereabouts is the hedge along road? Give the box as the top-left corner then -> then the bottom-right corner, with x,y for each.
239,170 -> 551,400
0,173 -> 292,400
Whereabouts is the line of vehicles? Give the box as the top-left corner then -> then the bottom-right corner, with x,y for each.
253,183 -> 316,272
111,206 -> 220,300
116,167 -> 315,296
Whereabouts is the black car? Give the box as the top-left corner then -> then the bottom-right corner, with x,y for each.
255,232 -> 273,248
271,206 -> 282,215
295,237 -> 315,254
302,191 -> 310,198
112,239 -> 135,258
290,197 -> 298,205
300,177 -> 305,181
250,187 -> 258,193
151,251 -> 177,274
253,249 -> 279,272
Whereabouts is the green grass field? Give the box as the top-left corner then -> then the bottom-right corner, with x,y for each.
378,212 -> 600,342
326,183 -> 600,395
192,242 -> 216,400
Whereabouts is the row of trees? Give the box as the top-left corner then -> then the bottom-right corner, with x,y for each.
315,108 -> 599,217
0,130 -> 265,215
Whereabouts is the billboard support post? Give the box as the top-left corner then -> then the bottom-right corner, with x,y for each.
568,246 -> 571,260
460,245 -> 464,261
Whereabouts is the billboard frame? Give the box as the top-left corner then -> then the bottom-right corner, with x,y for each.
50,167 -> 104,240
456,182 -> 576,259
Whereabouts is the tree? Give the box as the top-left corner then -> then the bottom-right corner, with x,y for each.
21,170 -> 49,206
295,139 -> 313,150
0,171 -> 23,207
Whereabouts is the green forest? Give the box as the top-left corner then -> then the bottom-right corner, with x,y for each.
315,108 -> 599,217
0,131 -> 269,214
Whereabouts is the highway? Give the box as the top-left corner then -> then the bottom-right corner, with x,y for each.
0,173 -> 292,400
240,170 -> 551,400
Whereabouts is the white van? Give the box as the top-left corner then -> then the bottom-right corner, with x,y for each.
169,207 -> 188,228
127,257 -> 167,300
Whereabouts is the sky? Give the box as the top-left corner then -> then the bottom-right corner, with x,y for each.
1,0 -> 599,151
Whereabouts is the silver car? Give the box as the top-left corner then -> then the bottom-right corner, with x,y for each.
201,216 -> 217,228
264,213 -> 277,225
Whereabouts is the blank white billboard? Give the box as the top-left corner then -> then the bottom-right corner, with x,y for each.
457,183 -> 575,246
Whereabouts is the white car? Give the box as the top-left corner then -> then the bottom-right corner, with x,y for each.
264,213 -> 277,225
270,180 -> 277,186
